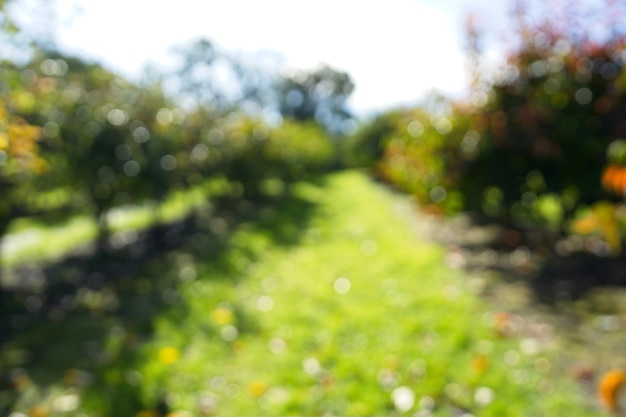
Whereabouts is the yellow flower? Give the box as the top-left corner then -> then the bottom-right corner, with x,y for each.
0,132 -> 8,150
211,307 -> 234,325
158,347 -> 180,364
249,380 -> 268,397
29,405 -> 50,417
598,369 -> 625,412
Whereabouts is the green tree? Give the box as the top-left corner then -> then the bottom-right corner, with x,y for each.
169,37 -> 283,117
275,64 -> 355,136
18,50 -> 185,249
458,2 -> 626,229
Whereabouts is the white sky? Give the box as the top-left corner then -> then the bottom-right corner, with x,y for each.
14,0 -> 510,115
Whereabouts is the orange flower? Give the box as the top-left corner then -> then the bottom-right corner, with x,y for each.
602,165 -> 617,189
598,369 -> 626,412
472,355 -> 489,373
493,311 -> 512,336
602,165 -> 626,195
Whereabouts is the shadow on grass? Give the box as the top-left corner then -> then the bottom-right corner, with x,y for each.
529,251 -> 626,304
0,183 -> 321,416
422,212 -> 626,305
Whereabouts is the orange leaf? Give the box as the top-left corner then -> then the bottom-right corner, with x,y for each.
598,369 -> 626,412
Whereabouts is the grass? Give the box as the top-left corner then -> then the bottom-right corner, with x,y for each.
2,170 -> 613,416
1,177 -> 228,267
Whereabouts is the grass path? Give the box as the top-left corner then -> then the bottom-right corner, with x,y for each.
5,170 -> 608,416
128,171 -> 601,416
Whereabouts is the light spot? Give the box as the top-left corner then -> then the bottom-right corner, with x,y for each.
52,394 -> 80,412
42,121 -> 59,138
171,108 -> 186,124
156,108 -> 173,125
257,295 -> 274,312
461,130 -> 480,156
253,124 -> 270,141
575,87 -> 593,105
543,77 -> 561,94
471,90 -> 488,107
377,368 -> 398,389
474,386 -> 494,405
303,357 -> 321,376
107,108 -> 128,126
125,370 -> 142,386
133,126 -> 150,143
334,277 -> 351,294
529,60 -> 548,77
286,89 -> 304,107
504,349 -> 521,366
435,117 -> 452,134
179,265 -> 197,282
123,160 -> 140,177
360,239 -> 378,256
198,393 -> 218,414
207,128 -> 224,145
407,120 -> 424,137
160,154 -> 177,171
220,325 -> 238,341
268,337 -> 287,354
520,338 -> 538,355
392,386 -> 415,412
191,144 -> 209,162
430,186 -> 447,203
418,395 -> 435,410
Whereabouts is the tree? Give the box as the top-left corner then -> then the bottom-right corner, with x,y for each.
274,64 -> 355,136
168,37 -> 283,118
457,0 -> 626,228
17,49 -> 186,249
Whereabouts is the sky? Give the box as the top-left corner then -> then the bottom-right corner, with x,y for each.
11,0 -> 511,115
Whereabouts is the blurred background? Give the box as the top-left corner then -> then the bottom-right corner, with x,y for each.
3,0 -> 626,416
4,0 -> 508,114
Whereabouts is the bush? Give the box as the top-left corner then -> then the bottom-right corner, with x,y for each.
215,116 -> 337,198
360,99 -> 471,215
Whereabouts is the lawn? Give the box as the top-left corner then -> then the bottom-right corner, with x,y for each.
2,170 -> 613,416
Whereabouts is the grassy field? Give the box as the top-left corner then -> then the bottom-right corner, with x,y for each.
2,170 -> 616,416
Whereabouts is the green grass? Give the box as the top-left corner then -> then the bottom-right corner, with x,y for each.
1,178 -> 228,267
129,172 -> 601,415
3,171 -> 609,416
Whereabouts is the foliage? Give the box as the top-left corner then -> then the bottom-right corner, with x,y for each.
8,50 -> 188,244
358,96 -> 471,215
0,41 -> 346,251
0,81 -> 46,243
460,35 -> 626,224
367,0 -> 626,254
342,109 -> 399,168
216,115 -> 336,198
168,37 -> 288,116
275,64 -> 355,136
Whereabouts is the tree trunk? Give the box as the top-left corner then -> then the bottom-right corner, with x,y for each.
96,207 -> 110,252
